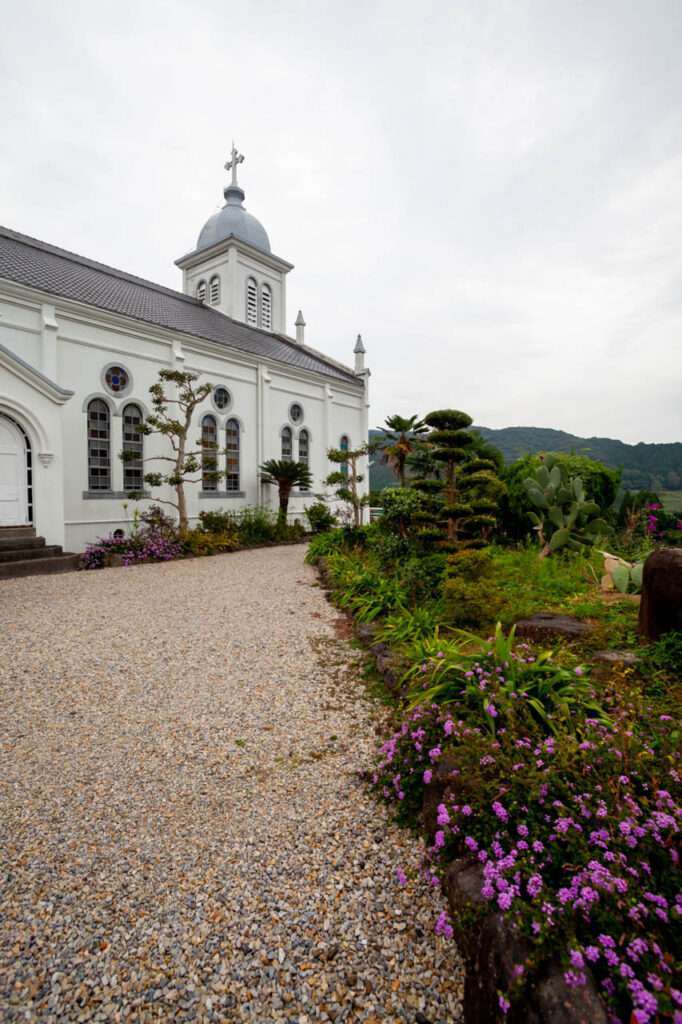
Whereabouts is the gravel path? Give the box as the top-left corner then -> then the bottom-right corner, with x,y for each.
0,547 -> 463,1023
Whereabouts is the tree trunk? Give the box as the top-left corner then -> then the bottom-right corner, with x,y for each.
176,428 -> 188,533
279,482 -> 292,520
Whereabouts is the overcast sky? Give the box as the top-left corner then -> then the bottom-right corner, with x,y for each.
1,0 -> 680,444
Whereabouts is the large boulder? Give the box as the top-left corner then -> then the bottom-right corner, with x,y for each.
514,613 -> 593,642
443,858 -> 608,1023
638,548 -> 682,640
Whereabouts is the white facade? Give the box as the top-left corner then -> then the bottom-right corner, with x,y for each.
0,157 -> 369,551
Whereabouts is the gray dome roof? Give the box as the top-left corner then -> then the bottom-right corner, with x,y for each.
196,184 -> 271,254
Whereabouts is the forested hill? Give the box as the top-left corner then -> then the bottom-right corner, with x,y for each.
474,427 -> 682,492
368,426 -> 682,493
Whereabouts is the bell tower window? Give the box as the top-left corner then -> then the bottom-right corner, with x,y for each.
261,284 -> 272,330
209,275 -> 220,305
246,278 -> 258,325
196,280 -> 207,302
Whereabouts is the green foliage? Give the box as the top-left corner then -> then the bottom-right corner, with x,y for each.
442,548 -> 504,629
400,553 -> 448,603
641,630 -> 682,679
499,452 -> 621,542
305,527 -> 351,563
405,622 -> 603,735
375,414 -> 429,487
303,501 -> 336,533
325,551 -> 406,622
378,487 -> 425,537
198,509 -> 237,535
376,605 -> 444,647
182,528 -> 239,556
259,459 -> 313,521
524,453 -> 612,558
367,531 -> 413,570
230,506 -> 280,545
326,442 -> 372,526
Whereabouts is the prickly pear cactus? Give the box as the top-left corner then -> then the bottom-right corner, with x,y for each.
523,454 -> 612,559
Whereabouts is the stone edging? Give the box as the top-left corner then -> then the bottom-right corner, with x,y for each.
315,555 -> 608,1024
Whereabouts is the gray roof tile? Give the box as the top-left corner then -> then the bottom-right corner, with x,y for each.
0,227 -> 362,387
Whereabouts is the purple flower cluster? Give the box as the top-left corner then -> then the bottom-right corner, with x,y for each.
80,529 -> 182,569
368,691 -> 682,1023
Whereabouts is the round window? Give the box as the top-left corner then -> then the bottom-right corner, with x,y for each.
104,365 -> 130,394
289,402 -> 304,425
213,387 -> 232,411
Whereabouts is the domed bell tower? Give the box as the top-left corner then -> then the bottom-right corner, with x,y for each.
175,144 -> 293,334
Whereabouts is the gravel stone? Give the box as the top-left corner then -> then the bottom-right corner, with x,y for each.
0,547 -> 464,1022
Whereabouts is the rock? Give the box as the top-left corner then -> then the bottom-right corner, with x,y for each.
514,613 -> 592,642
355,623 -> 379,644
422,755 -> 461,841
443,858 -> 607,1024
638,548 -> 682,641
591,650 -> 642,666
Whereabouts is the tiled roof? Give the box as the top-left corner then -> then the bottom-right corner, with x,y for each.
0,227 -> 362,387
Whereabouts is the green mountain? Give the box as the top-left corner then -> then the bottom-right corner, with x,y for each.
369,426 -> 682,494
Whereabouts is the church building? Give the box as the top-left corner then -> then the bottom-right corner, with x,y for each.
0,147 -> 370,552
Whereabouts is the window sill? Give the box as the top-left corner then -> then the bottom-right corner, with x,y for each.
199,491 -> 246,499
82,490 -> 151,500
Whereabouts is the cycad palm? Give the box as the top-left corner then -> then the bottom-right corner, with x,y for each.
259,459 -> 313,521
377,414 -> 429,487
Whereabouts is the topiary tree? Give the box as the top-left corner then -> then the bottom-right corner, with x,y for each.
120,369 -> 223,533
326,442 -> 371,526
259,459 -> 313,525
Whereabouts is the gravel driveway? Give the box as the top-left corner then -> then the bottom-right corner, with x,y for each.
0,547 -> 463,1023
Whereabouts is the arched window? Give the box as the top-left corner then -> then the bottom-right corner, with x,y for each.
122,404 -> 144,492
298,429 -> 310,491
196,280 -> 207,302
87,399 -> 111,490
281,426 -> 292,462
201,414 -> 218,491
339,434 -> 349,478
261,284 -> 272,330
246,278 -> 258,325
225,419 -> 240,492
209,275 -> 220,305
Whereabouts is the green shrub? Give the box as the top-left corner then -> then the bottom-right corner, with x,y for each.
232,506 -> 279,545
198,508 -> 236,535
376,605 -> 444,647
305,528 -> 350,563
182,528 -> 239,556
304,501 -> 336,533
400,554 -> 447,603
378,487 -> 425,538
367,531 -> 413,570
442,548 -> 503,629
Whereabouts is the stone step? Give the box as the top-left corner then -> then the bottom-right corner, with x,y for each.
0,525 -> 36,540
0,554 -> 80,581
0,545 -> 63,564
0,535 -> 46,552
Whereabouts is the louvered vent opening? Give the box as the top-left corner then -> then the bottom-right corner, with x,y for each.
209,276 -> 220,305
197,280 -> 207,302
246,279 -> 258,325
261,285 -> 272,330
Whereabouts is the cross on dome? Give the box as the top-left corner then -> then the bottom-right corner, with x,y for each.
224,142 -> 245,187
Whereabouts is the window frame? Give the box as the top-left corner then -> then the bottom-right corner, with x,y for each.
201,414 -> 219,491
281,425 -> 293,462
209,275 -> 220,305
225,418 -> 240,492
87,398 -> 111,491
122,403 -> 144,493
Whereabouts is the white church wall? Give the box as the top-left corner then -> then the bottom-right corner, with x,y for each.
0,293 -> 42,369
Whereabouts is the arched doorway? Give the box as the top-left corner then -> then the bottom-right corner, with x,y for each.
0,414 -> 32,525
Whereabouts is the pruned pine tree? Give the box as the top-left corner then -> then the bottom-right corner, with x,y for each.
120,369 -> 224,533
326,442 -> 372,526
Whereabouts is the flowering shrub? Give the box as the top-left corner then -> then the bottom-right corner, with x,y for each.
80,529 -> 182,569
367,687 -> 682,1023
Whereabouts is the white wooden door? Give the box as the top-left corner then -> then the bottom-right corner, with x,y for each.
0,416 -> 28,525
